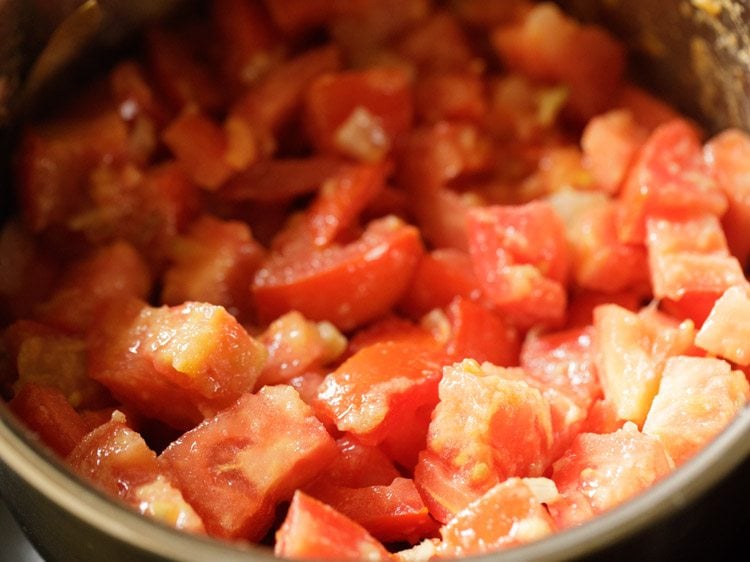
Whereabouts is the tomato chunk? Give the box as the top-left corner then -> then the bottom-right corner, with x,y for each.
253,216 -> 424,331
9,383 -> 90,457
436,478 -> 557,558
466,201 -> 569,327
161,386 -> 337,540
68,413 -> 205,534
643,356 -> 749,466
415,360 -> 552,523
275,491 -> 391,561
695,285 -> 750,365
89,298 -> 267,429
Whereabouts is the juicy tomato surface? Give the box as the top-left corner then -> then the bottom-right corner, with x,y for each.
3,0 -> 750,560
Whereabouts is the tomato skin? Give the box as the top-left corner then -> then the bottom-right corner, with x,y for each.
253,216 -> 425,331
275,491 -> 392,561
9,383 -> 90,457
161,386 -> 337,541
88,298 -> 267,429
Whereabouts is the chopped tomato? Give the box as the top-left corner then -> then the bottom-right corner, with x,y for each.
695,285 -> 750,366
304,67 -> 413,161
36,241 -> 152,334
643,356 -> 750,466
704,128 -> 750,266
161,215 -> 265,320
593,304 -> 695,426
492,2 -> 626,122
315,339 -> 445,445
436,478 -> 557,558
398,249 -> 482,320
5,320 -> 110,410
415,360 -> 552,523
617,119 -> 727,244
415,71 -> 487,124
161,386 -> 337,540
551,423 -> 674,516
253,216 -> 424,331
275,491 -> 391,561
88,298 -> 267,429
466,201 -> 569,327
396,11 -> 475,73
9,383 -> 90,457
69,413 -> 205,534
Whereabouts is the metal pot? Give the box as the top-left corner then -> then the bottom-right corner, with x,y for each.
2,1 -> 750,560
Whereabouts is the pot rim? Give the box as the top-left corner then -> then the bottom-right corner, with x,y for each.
2,399 -> 750,561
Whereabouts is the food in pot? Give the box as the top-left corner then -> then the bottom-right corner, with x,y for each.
1,0 -> 749,559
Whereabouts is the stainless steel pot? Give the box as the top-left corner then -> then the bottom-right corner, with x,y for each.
2,1 -> 750,560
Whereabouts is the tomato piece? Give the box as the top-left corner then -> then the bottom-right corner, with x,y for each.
398,249 -> 482,320
9,383 -> 90,457
581,109 -> 647,194
436,478 -> 556,557
0,221 -> 59,322
466,202 -> 569,327
415,360 -> 552,523
211,0 -> 280,91
593,304 -> 695,426
304,67 -> 413,161
643,356 -> 750,466
144,27 -> 225,114
492,2 -> 625,122
316,436 -> 401,488
704,128 -> 750,266
5,320 -> 110,410
162,107 -> 235,190
161,386 -> 337,540
68,413 -> 205,534
305,161 -> 389,246
315,340 -> 445,445
274,491 -> 391,561
565,288 -> 644,329
695,285 -> 750,366
617,119 -> 727,244
253,216 -> 424,331
415,71 -> 487,124
231,44 -> 342,149
309,477 -> 438,544
441,297 -> 520,367
615,83 -> 686,132
345,315 -> 436,358
161,215 -> 265,320
257,311 -> 346,387
645,214 -> 745,326
551,423 -> 674,516
16,104 -> 129,233
35,241 -> 152,334
396,11 -> 475,73
89,298 -> 267,429
565,199 -> 650,293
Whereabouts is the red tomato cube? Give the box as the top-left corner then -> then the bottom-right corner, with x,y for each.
161,386 -> 337,540
695,285 -> 750,365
